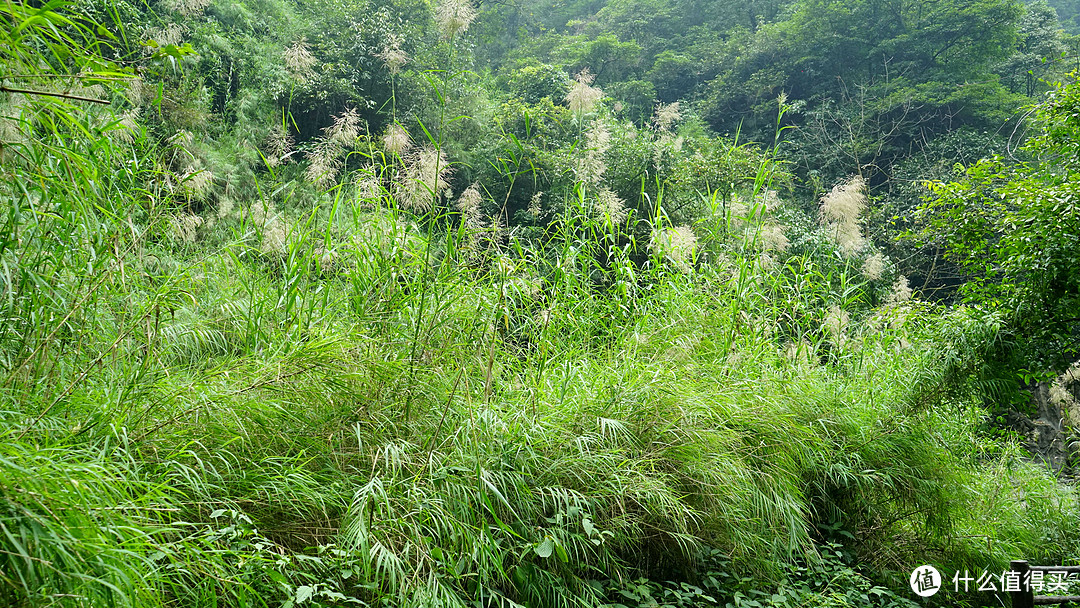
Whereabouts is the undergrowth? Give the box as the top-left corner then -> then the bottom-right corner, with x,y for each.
3,3 -> 1080,607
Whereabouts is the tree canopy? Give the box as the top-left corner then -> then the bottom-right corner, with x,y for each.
919,73 -> 1080,367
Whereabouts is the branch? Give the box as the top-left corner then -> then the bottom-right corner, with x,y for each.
0,85 -> 110,105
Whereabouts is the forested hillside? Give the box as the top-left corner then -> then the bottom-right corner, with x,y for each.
2,0 -> 1080,606
1044,0 -> 1080,33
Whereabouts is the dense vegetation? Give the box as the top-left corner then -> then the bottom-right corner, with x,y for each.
3,0 -> 1080,606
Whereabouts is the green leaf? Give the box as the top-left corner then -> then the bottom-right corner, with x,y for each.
295,585 -> 314,604
534,537 -> 553,558
554,540 -> 568,563
582,517 -> 596,537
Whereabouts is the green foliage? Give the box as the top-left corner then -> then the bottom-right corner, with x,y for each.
998,1 -> 1069,97
602,544 -> 921,608
916,74 -> 1080,369
1045,0 -> 1080,34
0,0 -> 131,80
6,1 -> 1080,608
507,63 -> 573,104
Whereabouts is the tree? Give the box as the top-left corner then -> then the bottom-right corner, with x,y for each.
700,0 -> 1026,145
997,0 -> 1068,97
917,74 -> 1080,368
1045,0 -> 1080,34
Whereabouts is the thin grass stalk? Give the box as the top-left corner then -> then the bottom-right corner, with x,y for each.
404,32 -> 464,421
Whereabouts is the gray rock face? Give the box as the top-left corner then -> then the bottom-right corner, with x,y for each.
1011,374 -> 1080,473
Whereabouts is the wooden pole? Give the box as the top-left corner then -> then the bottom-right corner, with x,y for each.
1012,560 -> 1033,608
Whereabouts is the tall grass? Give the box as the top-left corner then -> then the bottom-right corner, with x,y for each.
4,6 -> 1080,608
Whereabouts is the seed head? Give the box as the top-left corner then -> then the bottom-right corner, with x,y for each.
594,187 -> 627,225
457,183 -> 485,232
820,176 -> 867,256
527,191 -> 544,219
396,146 -> 452,212
217,198 -> 235,219
757,189 -> 782,213
263,122 -> 294,167
650,225 -> 698,273
760,223 -> 789,252
653,101 -> 681,132
283,38 -> 317,83
886,275 -> 913,305
566,69 -> 603,116
305,140 -> 342,189
821,175 -> 866,225
436,0 -> 477,38
327,108 -> 363,147
382,123 -> 412,156
179,167 -> 213,201
354,173 -> 383,206
574,68 -> 596,85
161,0 -> 210,16
1064,361 -> 1080,385
573,122 -> 610,185
823,305 -> 850,344
861,252 -> 886,280
143,24 -> 184,55
108,109 -> 140,144
376,34 -> 409,74
169,214 -> 203,244
457,183 -> 482,214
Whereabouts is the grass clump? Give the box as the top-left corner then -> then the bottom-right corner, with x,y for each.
4,7 -> 1080,608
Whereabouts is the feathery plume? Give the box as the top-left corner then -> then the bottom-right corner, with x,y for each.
574,67 -> 595,85
436,0 -> 477,38
861,252 -> 887,281
820,175 -> 867,256
107,109 -> 140,144
246,201 -> 289,254
178,167 -> 213,201
650,225 -> 698,273
823,305 -> 850,345
354,173 -> 383,207
396,146 -> 452,212
455,185 -> 499,264
1049,361 -> 1080,426
527,191 -> 544,219
169,214 -> 203,244
1062,361 -> 1080,385
760,223 -> 790,252
124,78 -> 150,106
161,0 -> 210,16
653,101 -> 681,132
376,34 -> 409,74
216,198 -> 235,219
573,121 -> 610,185
457,183 -> 484,229
784,340 -> 813,365
304,109 -> 363,188
566,69 -> 603,116
594,187 -> 627,225
167,129 -> 195,150
263,122 -> 294,168
283,38 -> 317,83
327,107 -> 363,147
382,123 -> 412,156
261,220 -> 288,254
305,140 -> 342,189
821,176 -> 867,224
144,23 -> 185,54
757,189 -> 782,213
886,275 -> 913,305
